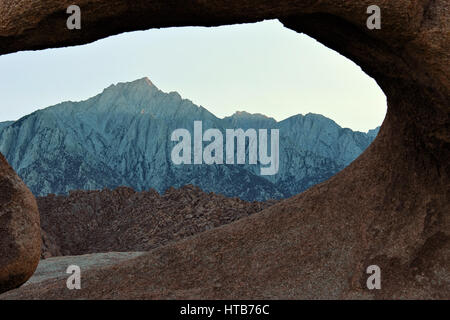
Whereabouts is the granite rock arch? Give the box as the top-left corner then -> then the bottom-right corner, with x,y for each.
0,0 -> 448,298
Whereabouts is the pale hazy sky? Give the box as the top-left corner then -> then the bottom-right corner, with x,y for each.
0,20 -> 386,132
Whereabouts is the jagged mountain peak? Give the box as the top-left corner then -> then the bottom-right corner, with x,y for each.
70,77 -> 207,118
228,111 -> 272,119
281,112 -> 341,130
0,79 -> 379,201
126,76 -> 156,88
229,111 -> 276,123
367,126 -> 380,137
223,111 -> 277,128
102,77 -> 158,95
110,76 -> 156,88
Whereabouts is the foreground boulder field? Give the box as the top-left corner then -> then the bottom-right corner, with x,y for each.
0,154 -> 40,294
37,186 -> 276,259
0,0 -> 449,299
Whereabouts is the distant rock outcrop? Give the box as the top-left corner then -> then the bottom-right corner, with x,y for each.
0,153 -> 40,294
0,78 -> 377,201
38,185 -> 275,259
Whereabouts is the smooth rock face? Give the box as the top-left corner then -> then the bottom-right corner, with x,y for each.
0,0 -> 448,299
0,153 -> 40,294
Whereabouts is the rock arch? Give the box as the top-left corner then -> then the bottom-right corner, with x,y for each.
0,0 -> 448,298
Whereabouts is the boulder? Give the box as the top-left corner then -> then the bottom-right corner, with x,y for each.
0,153 -> 40,294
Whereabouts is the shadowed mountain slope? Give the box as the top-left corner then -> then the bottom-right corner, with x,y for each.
0,78 -> 377,201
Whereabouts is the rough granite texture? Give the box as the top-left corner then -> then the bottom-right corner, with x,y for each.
0,0 -> 448,299
37,185 -> 276,259
0,153 -> 40,294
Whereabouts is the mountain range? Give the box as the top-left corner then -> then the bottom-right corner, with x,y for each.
0,77 -> 379,201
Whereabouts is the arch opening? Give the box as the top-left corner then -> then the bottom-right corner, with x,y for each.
0,20 -> 386,202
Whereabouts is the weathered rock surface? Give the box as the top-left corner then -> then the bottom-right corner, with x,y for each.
37,185 -> 275,259
23,252 -> 146,287
0,153 -> 40,294
0,0 -> 448,299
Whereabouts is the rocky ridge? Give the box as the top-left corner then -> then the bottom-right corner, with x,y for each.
38,185 -> 276,259
0,78 -> 378,201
